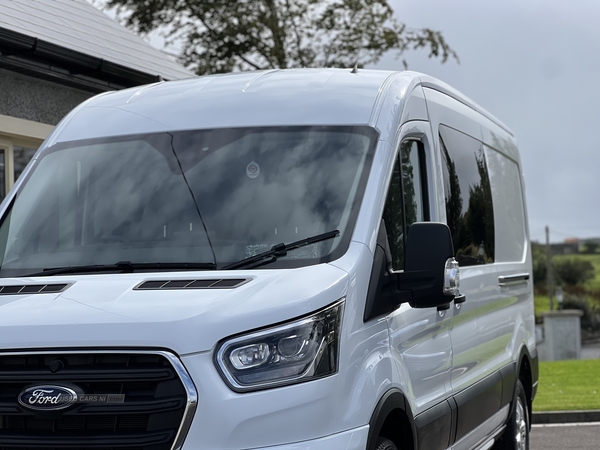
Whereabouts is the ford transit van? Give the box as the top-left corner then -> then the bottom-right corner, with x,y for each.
0,69 -> 537,450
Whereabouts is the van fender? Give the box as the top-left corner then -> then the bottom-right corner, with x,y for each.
500,344 -> 538,428
517,344 -> 538,423
366,388 -> 416,450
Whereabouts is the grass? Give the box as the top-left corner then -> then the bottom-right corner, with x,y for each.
534,294 -> 550,316
533,359 -> 600,411
534,253 -> 600,316
532,253 -> 600,412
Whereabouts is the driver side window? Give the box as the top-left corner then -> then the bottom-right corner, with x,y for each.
382,140 -> 427,271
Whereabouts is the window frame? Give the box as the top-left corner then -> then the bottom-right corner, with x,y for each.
401,138 -> 430,226
383,137 -> 430,273
0,138 -> 12,197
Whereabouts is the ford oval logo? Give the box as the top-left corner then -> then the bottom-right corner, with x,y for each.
18,385 -> 78,411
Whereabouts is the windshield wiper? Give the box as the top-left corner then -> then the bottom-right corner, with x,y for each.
20,261 -> 217,277
222,230 -> 340,270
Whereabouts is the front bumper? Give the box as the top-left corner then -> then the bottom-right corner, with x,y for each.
184,426 -> 369,450
180,351 -> 344,449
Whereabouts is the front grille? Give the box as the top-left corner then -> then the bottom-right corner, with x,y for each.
0,351 -> 196,450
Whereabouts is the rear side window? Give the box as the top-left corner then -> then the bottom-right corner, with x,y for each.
382,140 -> 428,271
485,147 -> 526,262
439,125 -> 494,266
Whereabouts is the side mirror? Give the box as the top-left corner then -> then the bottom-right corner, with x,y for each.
398,222 -> 462,309
363,221 -> 464,322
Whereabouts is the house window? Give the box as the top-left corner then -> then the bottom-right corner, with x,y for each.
0,139 -> 43,203
0,139 -> 11,201
0,149 -> 5,199
13,146 -> 38,182
0,114 -> 51,203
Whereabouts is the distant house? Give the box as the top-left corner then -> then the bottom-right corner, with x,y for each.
550,238 -> 580,255
0,0 -> 192,201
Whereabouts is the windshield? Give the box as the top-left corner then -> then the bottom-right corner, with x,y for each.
0,126 -> 377,276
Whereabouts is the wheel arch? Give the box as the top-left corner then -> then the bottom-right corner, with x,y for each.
515,345 -> 538,428
367,389 -> 416,450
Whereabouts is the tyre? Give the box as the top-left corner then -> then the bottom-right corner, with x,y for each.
374,437 -> 398,450
494,379 -> 529,450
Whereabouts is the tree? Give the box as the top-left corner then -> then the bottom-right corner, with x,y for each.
553,258 -> 595,287
105,0 -> 458,75
531,242 -> 547,287
583,240 -> 599,254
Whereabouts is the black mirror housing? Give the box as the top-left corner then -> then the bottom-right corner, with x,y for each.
398,222 -> 456,309
364,221 -> 458,322
364,220 -> 411,322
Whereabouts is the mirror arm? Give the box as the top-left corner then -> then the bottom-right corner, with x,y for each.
364,220 -> 411,322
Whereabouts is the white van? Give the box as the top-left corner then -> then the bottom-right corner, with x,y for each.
0,69 -> 537,450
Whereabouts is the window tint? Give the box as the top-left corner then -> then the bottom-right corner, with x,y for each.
439,125 -> 494,266
382,140 -> 427,271
485,147 -> 525,262
402,140 -> 426,226
383,157 -> 404,270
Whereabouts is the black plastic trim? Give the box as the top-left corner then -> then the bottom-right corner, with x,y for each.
448,396 -> 458,445
0,350 -> 195,450
134,278 -> 250,290
514,345 -> 538,430
400,222 -> 455,309
500,362 -> 517,409
0,283 -> 71,295
364,220 -> 410,322
530,347 -> 539,400
453,371 -> 503,442
366,389 -> 413,450
414,400 -> 453,450
367,389 -> 455,450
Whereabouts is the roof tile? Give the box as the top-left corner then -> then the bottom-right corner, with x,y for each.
0,0 -> 193,80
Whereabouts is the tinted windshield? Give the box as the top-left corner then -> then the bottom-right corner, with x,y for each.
0,126 -> 377,276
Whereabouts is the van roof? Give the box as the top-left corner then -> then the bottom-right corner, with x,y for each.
50,69 -> 512,144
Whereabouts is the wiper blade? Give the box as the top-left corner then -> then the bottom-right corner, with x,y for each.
222,230 -> 340,270
20,261 -> 216,277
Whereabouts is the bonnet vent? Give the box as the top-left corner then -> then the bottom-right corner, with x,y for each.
135,278 -> 250,290
0,283 -> 71,295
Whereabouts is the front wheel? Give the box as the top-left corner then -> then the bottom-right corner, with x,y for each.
494,379 -> 529,450
374,437 -> 398,450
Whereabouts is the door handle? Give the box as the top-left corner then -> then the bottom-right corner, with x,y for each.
498,273 -> 530,287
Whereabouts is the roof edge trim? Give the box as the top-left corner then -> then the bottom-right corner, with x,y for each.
0,26 -> 164,89
420,79 -> 514,137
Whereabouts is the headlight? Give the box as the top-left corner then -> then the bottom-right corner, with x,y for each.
215,300 -> 344,392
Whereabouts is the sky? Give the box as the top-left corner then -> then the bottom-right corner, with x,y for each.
92,0 -> 599,244
376,0 -> 600,243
